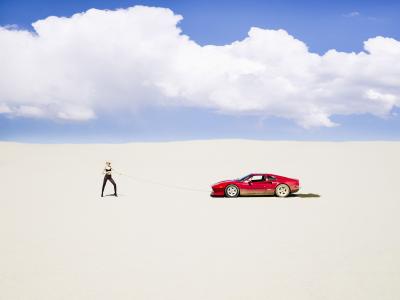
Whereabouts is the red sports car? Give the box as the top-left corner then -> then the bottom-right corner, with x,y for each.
211,173 -> 300,198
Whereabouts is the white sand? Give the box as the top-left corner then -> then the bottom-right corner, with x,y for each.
0,140 -> 399,299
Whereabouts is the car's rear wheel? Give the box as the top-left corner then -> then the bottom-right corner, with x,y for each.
275,184 -> 290,197
225,185 -> 240,198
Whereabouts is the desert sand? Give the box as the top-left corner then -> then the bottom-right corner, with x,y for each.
0,140 -> 399,299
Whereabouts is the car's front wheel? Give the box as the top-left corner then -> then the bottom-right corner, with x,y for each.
275,184 -> 290,197
225,185 -> 240,198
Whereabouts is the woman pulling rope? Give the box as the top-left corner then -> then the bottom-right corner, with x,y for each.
101,161 -> 117,197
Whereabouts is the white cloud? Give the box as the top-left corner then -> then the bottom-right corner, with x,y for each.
0,6 -> 399,127
343,11 -> 360,18
57,105 -> 95,121
15,105 -> 45,118
0,103 -> 12,113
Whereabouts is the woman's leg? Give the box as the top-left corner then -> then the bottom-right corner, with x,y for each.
101,175 -> 108,196
109,177 -> 117,196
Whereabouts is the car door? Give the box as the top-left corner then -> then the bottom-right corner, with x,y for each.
246,175 -> 269,195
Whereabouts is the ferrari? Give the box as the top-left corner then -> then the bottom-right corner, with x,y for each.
211,173 -> 300,198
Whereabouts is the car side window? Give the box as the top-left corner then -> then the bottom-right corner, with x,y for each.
267,175 -> 276,181
250,175 -> 264,182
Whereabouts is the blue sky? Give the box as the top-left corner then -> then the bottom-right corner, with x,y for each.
1,0 -> 400,142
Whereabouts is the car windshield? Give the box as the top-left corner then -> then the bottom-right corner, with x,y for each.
238,174 -> 252,181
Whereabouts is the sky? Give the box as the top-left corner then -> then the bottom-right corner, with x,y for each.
1,0 -> 400,142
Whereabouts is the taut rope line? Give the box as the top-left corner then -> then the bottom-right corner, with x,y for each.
115,171 -> 210,193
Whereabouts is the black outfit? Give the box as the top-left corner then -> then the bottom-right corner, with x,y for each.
102,167 -> 117,196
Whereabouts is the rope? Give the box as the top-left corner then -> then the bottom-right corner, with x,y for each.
115,171 -> 210,193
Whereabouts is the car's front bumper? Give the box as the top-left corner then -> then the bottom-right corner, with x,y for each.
210,188 -> 225,197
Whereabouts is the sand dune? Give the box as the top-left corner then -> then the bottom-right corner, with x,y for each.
1,140 -> 399,299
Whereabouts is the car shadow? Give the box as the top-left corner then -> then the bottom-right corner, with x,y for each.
212,193 -> 321,199
288,193 -> 320,198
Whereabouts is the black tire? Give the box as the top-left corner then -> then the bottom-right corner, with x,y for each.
275,184 -> 290,197
225,184 -> 240,198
